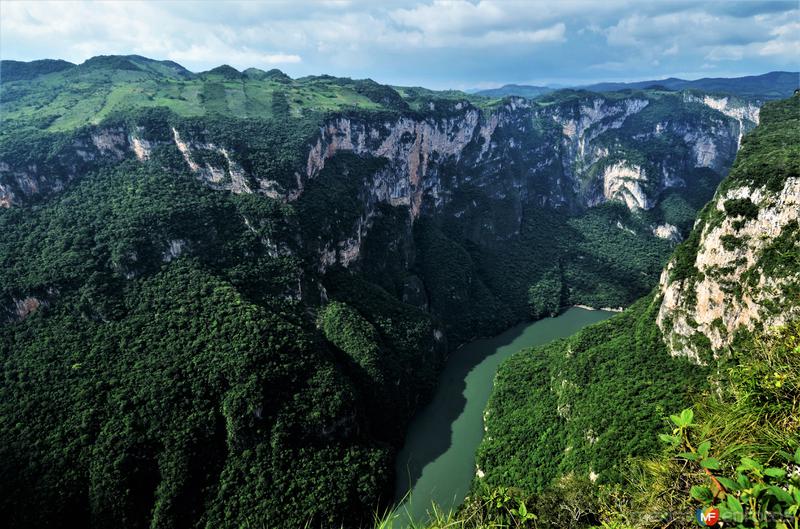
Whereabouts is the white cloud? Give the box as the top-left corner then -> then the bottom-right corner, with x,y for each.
0,0 -> 797,87
0,0 -> 303,70
387,1 -> 566,47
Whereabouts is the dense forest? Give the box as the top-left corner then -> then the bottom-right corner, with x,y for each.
384,320 -> 799,529
0,56 -> 788,528
391,94 -> 799,529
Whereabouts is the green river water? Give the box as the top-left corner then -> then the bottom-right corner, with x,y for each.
392,307 -> 615,525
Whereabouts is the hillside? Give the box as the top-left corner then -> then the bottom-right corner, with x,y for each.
474,71 -> 799,101
470,84 -> 553,99
583,71 -> 800,100
460,94 -> 799,529
0,56 -> 786,528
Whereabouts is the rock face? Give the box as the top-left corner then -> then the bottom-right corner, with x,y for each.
657,176 -> 800,362
170,128 -> 255,195
652,223 -> 682,242
304,110 -> 490,218
0,91 -> 752,269
601,162 -> 651,210
684,93 -> 761,147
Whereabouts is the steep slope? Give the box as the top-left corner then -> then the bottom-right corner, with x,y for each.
0,57 -> 781,529
475,95 -> 799,518
658,96 -> 800,362
2,59 -> 761,340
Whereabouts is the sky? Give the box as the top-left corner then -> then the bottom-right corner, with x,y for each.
1,0 -> 799,90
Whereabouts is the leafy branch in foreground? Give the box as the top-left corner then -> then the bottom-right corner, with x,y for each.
662,409 -> 800,528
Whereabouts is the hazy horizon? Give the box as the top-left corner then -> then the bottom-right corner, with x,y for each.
5,52 -> 796,93
2,0 -> 798,91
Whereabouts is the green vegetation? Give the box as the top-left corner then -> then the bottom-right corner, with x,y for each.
666,94 -> 799,292
602,321 -> 800,529
527,268 -> 562,319
373,95 -> 800,529
376,320 -> 800,529
0,56 -> 390,136
724,198 -> 760,219
720,93 -> 800,193
476,296 -> 705,492
2,57 -> 788,529
0,158 -> 433,528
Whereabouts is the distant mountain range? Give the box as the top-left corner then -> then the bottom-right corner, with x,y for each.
3,56 -> 796,102
467,83 -> 553,98
473,71 -> 799,100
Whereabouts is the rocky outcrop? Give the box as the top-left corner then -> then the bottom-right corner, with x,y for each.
0,91 -> 751,270
600,162 -> 651,210
652,223 -> 682,242
657,176 -> 800,363
2,294 -> 51,322
552,97 -> 649,162
544,94 -> 741,210
171,127 -> 254,195
161,239 -> 187,262
684,93 -> 760,147
305,109 -> 492,218
14,296 -> 42,320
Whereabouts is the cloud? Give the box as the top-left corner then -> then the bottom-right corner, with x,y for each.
1,0 -> 797,88
388,1 -> 567,47
0,1 -> 303,70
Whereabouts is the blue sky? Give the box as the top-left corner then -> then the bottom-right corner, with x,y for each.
1,0 -> 798,90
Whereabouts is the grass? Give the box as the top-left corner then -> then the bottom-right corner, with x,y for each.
1,66 -> 390,132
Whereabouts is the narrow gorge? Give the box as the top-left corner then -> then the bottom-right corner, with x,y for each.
0,54 -> 796,529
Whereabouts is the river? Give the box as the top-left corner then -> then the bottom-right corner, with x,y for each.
392,307 -> 615,525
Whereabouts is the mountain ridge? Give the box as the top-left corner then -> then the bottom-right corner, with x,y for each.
3,54 -> 796,101
473,70 -> 799,100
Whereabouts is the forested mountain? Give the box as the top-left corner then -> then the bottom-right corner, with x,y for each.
474,71 -> 799,100
582,71 -> 799,99
469,84 -> 553,99
465,94 -> 799,529
0,56 -> 790,528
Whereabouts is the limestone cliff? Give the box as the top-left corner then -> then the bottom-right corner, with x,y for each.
0,90 -> 753,270
656,95 -> 799,363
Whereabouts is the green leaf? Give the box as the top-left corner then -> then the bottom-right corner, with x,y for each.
691,485 -> 714,503
717,477 -> 740,491
681,408 -> 694,426
717,505 -> 733,520
698,440 -> 711,458
768,486 -> 794,504
765,467 -> 787,478
738,457 -> 764,473
678,451 -> 699,461
701,457 -> 721,470
670,414 -> 683,427
659,433 -> 680,445
794,447 -> 800,465
737,474 -> 751,489
718,503 -> 734,520
727,496 -> 744,513
518,502 -> 527,518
